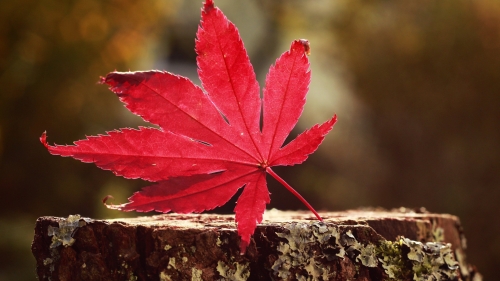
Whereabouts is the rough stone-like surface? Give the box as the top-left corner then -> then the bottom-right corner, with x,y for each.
32,208 -> 482,281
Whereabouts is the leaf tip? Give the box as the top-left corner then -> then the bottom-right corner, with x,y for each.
203,0 -> 215,13
102,195 -> 114,205
294,39 -> 311,56
103,195 -> 129,211
239,239 -> 249,255
98,75 -> 107,85
330,114 -> 338,127
40,131 -> 49,148
99,71 -> 117,86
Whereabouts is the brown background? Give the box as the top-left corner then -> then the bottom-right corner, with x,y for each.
1,0 -> 499,280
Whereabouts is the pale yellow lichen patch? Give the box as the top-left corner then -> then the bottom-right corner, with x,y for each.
191,267 -> 203,281
356,243 -> 378,267
272,222 -> 340,280
47,214 -> 87,248
160,271 -> 171,281
431,220 -> 445,243
455,248 -> 469,277
164,244 -> 172,251
403,239 -> 458,281
43,258 -> 53,266
415,220 -> 429,241
303,258 -> 330,280
167,257 -> 176,269
217,261 -> 250,281
377,237 -> 460,280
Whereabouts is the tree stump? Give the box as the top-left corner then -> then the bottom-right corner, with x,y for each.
32,208 -> 481,281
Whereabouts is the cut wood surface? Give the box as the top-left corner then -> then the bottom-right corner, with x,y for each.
32,208 -> 482,281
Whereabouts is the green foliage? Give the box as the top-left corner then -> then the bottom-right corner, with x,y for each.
377,240 -> 409,279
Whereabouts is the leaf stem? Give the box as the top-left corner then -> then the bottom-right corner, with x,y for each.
266,167 -> 323,221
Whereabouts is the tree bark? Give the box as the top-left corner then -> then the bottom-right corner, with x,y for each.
32,208 -> 482,281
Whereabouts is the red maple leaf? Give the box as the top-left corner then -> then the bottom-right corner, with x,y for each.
41,0 -> 336,253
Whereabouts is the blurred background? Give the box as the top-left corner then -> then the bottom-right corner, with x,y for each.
1,0 -> 499,280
